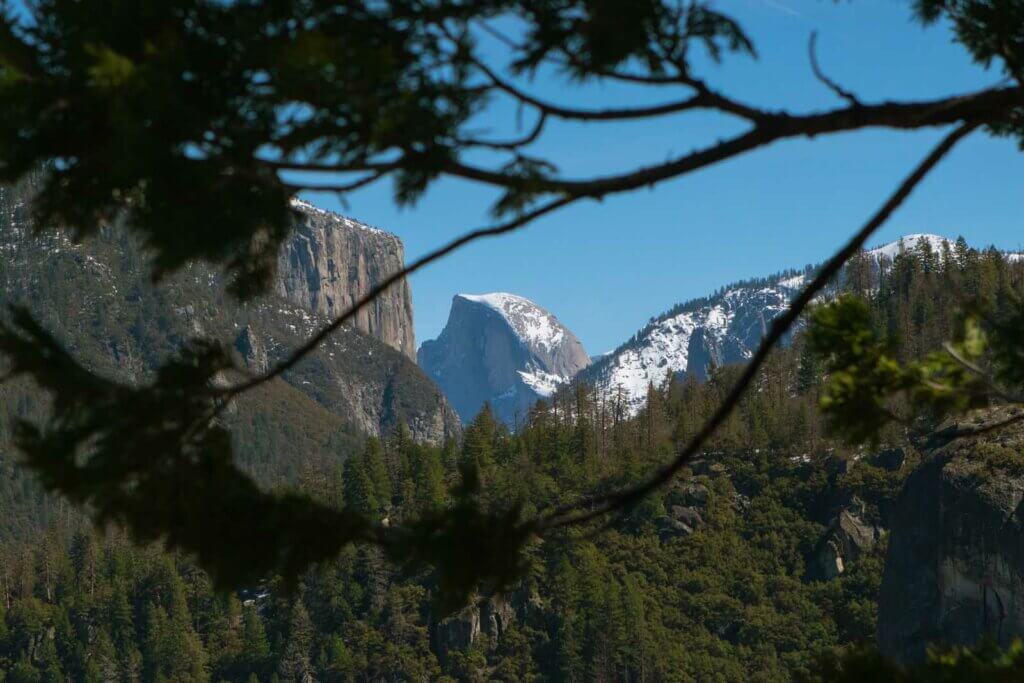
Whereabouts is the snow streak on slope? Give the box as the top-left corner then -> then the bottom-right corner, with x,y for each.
517,366 -> 567,398
584,272 -> 809,415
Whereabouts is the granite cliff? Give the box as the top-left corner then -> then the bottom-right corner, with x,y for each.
878,408 -> 1024,662
0,178 -> 457,446
279,199 -> 415,359
419,293 -> 590,426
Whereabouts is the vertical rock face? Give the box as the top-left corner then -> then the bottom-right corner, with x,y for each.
418,293 -> 590,426
0,183 -> 457,445
278,199 -> 416,359
432,594 -> 517,663
878,409 -> 1024,663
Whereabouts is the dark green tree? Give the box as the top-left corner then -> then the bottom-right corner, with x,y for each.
342,449 -> 380,518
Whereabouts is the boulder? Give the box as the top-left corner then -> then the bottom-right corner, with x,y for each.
670,505 -> 706,530
812,498 -> 879,580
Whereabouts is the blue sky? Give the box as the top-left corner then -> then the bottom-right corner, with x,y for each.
299,0 -> 1024,355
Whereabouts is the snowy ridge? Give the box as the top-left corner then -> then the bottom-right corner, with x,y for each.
457,292 -> 567,353
582,233 -> 1024,418
584,270 -> 806,415
866,233 -> 952,260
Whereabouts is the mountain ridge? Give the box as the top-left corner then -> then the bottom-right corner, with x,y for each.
576,233 -> 1024,416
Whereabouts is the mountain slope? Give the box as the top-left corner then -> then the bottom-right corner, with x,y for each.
419,293 -> 590,425
0,175 -> 459,449
578,233 -> 1011,416
577,270 -> 811,415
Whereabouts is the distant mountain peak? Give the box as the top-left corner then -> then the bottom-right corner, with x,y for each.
456,292 -> 568,354
420,292 -> 589,425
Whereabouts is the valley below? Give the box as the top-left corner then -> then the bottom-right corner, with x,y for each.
2,188 -> 1024,681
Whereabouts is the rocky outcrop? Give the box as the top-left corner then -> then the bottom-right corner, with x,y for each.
419,293 -> 590,426
812,499 -> 880,580
234,325 -> 268,373
433,594 -> 517,662
878,409 -> 1024,663
278,199 -> 415,359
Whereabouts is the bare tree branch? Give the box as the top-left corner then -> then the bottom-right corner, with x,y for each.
283,170 -> 388,194
942,341 -> 1024,404
439,86 -> 1020,199
454,111 -> 549,151
808,32 -> 862,106
262,87 -> 1021,207
463,46 -> 739,122
535,121 -> 979,531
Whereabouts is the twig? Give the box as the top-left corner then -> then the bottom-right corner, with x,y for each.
282,170 -> 387,194
927,409 -> 1024,444
466,51 -> 717,122
535,121 -> 979,531
455,111 -> 549,151
809,32 -> 861,106
473,21 -> 686,86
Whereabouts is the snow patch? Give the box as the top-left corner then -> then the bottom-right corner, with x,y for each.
867,233 -> 952,260
776,273 -> 806,290
518,365 -> 566,398
458,292 -> 567,353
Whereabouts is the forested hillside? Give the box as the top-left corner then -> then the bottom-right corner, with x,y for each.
2,240 -> 1022,681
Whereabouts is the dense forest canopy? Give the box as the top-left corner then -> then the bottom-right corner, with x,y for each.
2,240 -> 1024,680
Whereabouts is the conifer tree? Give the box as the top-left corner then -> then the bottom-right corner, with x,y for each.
240,605 -> 271,678
277,601 -> 315,683
362,438 -> 392,512
342,451 -> 379,518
